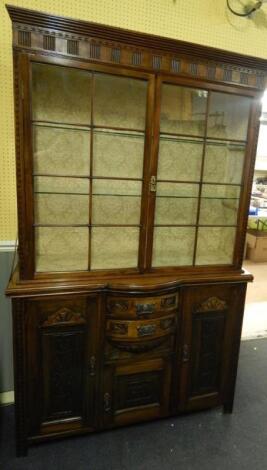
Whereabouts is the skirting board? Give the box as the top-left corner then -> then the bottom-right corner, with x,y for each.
0,391 -> 14,405
0,241 -> 16,252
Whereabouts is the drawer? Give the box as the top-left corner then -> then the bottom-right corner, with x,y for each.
106,313 -> 176,343
106,293 -> 178,319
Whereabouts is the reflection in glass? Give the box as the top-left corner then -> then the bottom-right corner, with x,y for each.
203,141 -> 245,184
35,227 -> 89,272
207,92 -> 251,141
94,74 -> 147,129
91,227 -> 139,269
92,180 -> 142,225
93,130 -> 144,178
196,227 -> 236,265
32,63 -> 91,124
33,125 -> 90,176
160,84 -> 208,135
154,183 -> 199,225
152,227 -> 195,266
199,199 -> 239,226
157,137 -> 203,181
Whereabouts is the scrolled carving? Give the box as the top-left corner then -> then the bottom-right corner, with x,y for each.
42,307 -> 86,327
161,296 -> 177,309
107,300 -> 129,313
195,297 -> 228,313
160,317 -> 175,330
109,322 -> 128,335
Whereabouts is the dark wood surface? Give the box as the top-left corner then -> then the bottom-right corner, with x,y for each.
5,6 -> 260,456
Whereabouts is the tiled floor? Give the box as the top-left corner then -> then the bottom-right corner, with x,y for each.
242,261 -> 267,339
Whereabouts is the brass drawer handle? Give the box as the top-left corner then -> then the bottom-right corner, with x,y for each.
136,303 -> 156,316
137,324 -> 157,337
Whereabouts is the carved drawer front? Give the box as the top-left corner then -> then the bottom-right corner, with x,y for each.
107,293 -> 178,319
106,314 -> 176,341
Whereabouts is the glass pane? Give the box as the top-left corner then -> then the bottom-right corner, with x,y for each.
154,183 -> 199,225
32,63 -> 91,124
93,130 -> 144,178
157,137 -> 203,181
91,227 -> 139,269
35,194 -> 89,225
195,227 -> 236,265
35,227 -> 89,272
199,185 -> 240,226
160,84 -> 208,135
34,176 -> 89,194
152,227 -> 195,267
94,74 -> 147,129
203,141 -> 245,184
33,125 -> 90,176
207,92 -> 251,141
92,180 -> 141,225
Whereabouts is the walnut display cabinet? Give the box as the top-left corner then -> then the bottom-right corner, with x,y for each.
6,5 -> 267,457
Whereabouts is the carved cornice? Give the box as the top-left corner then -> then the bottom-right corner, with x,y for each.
6,5 -> 267,89
196,296 -> 228,312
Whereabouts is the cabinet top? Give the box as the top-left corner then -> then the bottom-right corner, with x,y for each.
6,4 -> 267,90
6,266 -> 253,298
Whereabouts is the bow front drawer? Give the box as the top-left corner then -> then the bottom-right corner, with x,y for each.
106,314 -> 176,344
106,293 -> 178,319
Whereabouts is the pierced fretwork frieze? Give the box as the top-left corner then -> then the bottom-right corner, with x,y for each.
12,22 -> 267,90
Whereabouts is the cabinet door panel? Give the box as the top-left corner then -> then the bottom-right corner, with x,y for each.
41,327 -> 86,422
102,358 -> 171,427
177,284 -> 246,412
26,295 -> 100,435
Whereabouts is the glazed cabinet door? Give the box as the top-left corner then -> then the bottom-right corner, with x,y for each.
24,294 -> 101,437
18,54 -> 155,278
177,283 -> 247,413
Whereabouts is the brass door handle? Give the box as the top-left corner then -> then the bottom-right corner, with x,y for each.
150,175 -> 157,192
182,344 -> 190,362
104,392 -> 112,413
89,356 -> 96,376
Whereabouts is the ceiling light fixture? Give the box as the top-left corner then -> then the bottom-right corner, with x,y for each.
227,0 -> 267,17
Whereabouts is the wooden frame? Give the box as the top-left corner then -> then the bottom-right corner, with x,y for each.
10,15 -> 263,281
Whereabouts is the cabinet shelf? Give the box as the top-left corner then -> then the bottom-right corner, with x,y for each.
33,120 -> 145,136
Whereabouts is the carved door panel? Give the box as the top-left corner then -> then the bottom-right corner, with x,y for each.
102,358 -> 171,428
177,283 -> 247,412
26,295 -> 101,436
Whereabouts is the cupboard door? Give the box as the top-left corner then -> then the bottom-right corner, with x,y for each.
177,283 -> 246,412
102,358 -> 171,428
26,295 -> 101,436
151,79 -> 253,269
23,56 -> 155,276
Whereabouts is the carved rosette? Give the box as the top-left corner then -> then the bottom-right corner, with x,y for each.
195,297 -> 228,313
41,307 -> 86,327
